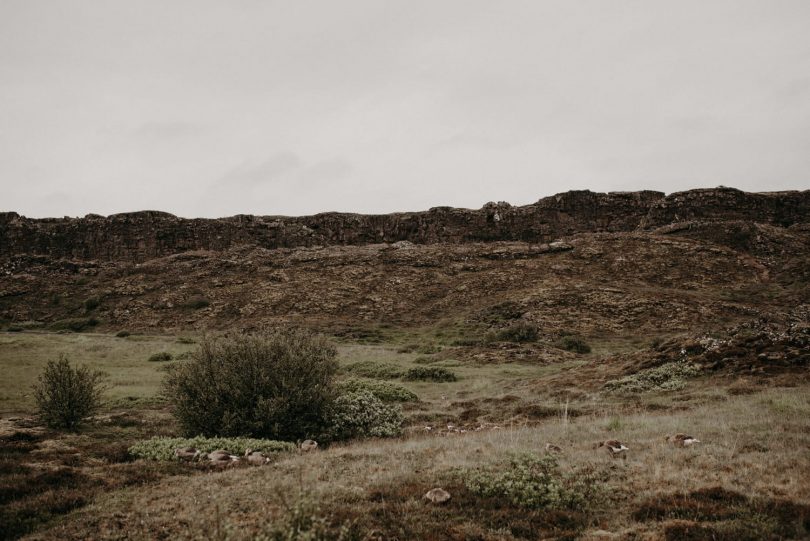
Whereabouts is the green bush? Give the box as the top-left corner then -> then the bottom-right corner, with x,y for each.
337,378 -> 418,402
49,317 -> 99,333
163,329 -> 338,440
148,351 -> 173,362
128,436 -> 295,461
32,355 -> 106,430
463,453 -> 606,510
403,366 -> 457,382
327,390 -> 403,440
557,335 -> 591,354
604,361 -> 701,393
494,321 -> 538,343
342,360 -> 403,379
83,296 -> 100,311
7,325 -> 23,332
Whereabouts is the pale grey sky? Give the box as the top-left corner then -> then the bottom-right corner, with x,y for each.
2,1 -> 809,218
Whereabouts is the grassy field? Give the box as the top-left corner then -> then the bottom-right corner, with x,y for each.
1,330 -> 809,540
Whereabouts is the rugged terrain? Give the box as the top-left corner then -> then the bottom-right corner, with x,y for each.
1,187 -> 809,540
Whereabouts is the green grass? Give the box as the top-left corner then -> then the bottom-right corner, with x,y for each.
0,333 -> 197,413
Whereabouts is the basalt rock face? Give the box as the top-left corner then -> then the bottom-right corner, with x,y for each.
1,188 -> 808,262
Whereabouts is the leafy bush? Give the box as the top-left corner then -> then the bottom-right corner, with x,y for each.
7,325 -> 23,332
403,366 -> 457,382
337,378 -> 418,402
342,360 -> 403,379
604,361 -> 701,394
128,436 -> 295,461
463,453 -> 606,510
147,351 -> 173,362
32,356 -> 106,430
557,335 -> 591,354
115,330 -> 130,338
49,317 -> 99,333
163,329 -> 338,440
494,321 -> 538,343
327,390 -> 404,440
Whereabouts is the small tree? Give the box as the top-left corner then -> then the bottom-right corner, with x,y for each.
163,329 -> 339,441
33,355 -> 106,430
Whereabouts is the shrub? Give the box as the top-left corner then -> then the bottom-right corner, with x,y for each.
337,378 -> 418,402
403,366 -> 457,382
397,343 -> 442,354
494,321 -> 538,343
327,390 -> 403,440
32,355 -> 106,430
83,297 -> 100,311
128,436 -> 295,461
342,360 -> 403,379
176,336 -> 196,344
49,317 -> 99,333
604,361 -> 701,394
183,296 -> 210,310
7,325 -> 23,332
115,330 -> 130,338
557,335 -> 591,354
463,453 -> 607,510
147,352 -> 173,362
163,329 -> 338,440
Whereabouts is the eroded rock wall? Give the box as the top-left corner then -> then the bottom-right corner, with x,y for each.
1,188 -> 807,261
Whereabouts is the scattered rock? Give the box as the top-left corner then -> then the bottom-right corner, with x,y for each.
424,488 -> 451,504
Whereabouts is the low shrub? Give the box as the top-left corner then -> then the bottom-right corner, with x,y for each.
413,356 -> 437,364
463,453 -> 607,510
604,361 -> 701,394
183,296 -> 210,310
128,436 -> 295,461
494,321 -> 538,343
49,317 -> 99,333
338,378 -> 418,402
397,343 -> 442,354
327,390 -> 404,440
176,336 -> 196,344
6,325 -> 23,333
83,297 -> 100,311
115,330 -> 130,338
403,366 -> 457,382
557,335 -> 591,354
32,355 -> 106,430
147,352 -> 173,362
343,360 -> 403,379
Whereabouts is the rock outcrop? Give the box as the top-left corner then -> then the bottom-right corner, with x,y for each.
1,188 -> 807,262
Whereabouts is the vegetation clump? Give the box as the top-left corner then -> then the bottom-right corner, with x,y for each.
604,361 -> 701,393
163,329 -> 338,440
343,360 -> 403,379
32,355 -> 106,430
557,335 -> 591,353
147,351 -> 173,362
493,321 -> 539,343
49,317 -> 99,333
115,330 -> 130,338
128,436 -> 295,461
182,296 -> 210,310
463,453 -> 607,510
327,390 -> 404,440
337,378 -> 418,402
403,366 -> 457,382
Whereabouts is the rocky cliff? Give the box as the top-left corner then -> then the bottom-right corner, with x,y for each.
1,188 -> 808,262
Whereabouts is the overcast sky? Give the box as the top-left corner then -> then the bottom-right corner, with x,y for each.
2,1 -> 809,218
